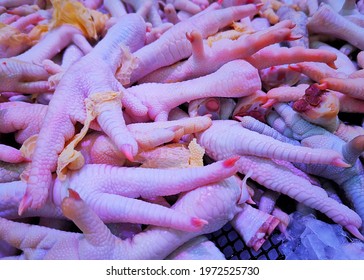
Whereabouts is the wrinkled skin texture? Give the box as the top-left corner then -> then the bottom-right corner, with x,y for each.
51,158 -> 239,231
0,157 -> 239,231
197,120 -> 348,167
2,0 -> 364,260
127,60 -> 261,121
197,118 -> 364,239
307,3 -> 364,50
0,58 -> 50,94
268,104 -> 364,235
128,4 -> 261,84
19,14 -> 147,214
0,101 -> 46,143
0,178 -> 242,259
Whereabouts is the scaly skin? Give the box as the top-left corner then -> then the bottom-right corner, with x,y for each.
44,44 -> 85,90
19,14 -> 147,214
127,115 -> 212,147
310,41 -> 357,76
0,180 -> 206,233
0,180 -> 63,219
0,101 -> 46,143
0,58 -> 50,94
14,24 -> 86,63
58,158 -> 239,232
292,90 -> 364,151
246,46 -> 337,70
77,115 -> 211,166
235,155 -> 364,240
0,162 -> 27,183
0,100 -> 211,167
2,157 -> 239,231
140,20 -> 297,83
128,4 -> 260,84
197,120 -> 349,167
289,61 -> 347,82
334,122 -> 364,144
197,114 -> 363,238
0,178 -> 242,259
127,59 -> 261,121
307,3 -> 364,50
319,77 -> 364,100
52,158 -> 239,204
271,103 -> 364,234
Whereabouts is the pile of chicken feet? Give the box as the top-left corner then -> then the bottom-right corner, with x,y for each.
0,0 -> 364,260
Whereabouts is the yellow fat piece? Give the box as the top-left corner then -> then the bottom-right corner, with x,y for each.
138,144 -> 191,169
20,134 -> 38,160
56,91 -> 122,180
138,138 -> 205,169
115,45 -> 140,86
187,138 -> 205,167
51,0 -> 108,40
206,21 -> 254,48
19,134 -> 38,182
0,23 -> 32,51
207,29 -> 244,48
28,24 -> 49,44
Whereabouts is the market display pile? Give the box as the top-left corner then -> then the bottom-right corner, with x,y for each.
0,0 -> 364,260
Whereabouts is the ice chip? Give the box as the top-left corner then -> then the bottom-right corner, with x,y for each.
342,242 -> 364,259
304,229 -> 327,259
279,211 -> 364,259
306,219 -> 343,249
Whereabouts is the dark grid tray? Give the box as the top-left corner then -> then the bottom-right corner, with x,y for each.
207,223 -> 285,260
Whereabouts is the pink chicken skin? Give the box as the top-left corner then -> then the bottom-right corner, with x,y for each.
2,0 -> 364,260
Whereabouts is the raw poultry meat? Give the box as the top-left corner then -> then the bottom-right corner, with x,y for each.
1,0 -> 364,260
